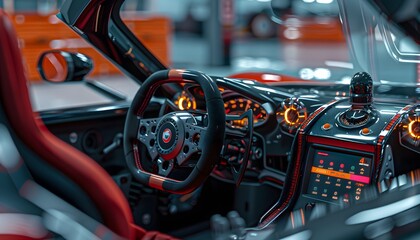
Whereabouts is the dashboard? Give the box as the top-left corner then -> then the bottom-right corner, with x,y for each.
40,73 -> 420,232
167,74 -> 420,227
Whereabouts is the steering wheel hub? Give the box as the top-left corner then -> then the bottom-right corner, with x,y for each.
156,114 -> 185,160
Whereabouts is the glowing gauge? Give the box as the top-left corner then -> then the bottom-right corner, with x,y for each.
400,108 -> 420,150
276,97 -> 307,134
174,91 -> 196,110
408,119 -> 420,139
224,97 -> 268,127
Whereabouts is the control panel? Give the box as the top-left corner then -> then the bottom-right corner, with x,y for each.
304,147 -> 372,203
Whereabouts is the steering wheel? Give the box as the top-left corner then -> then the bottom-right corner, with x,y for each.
124,69 -> 226,194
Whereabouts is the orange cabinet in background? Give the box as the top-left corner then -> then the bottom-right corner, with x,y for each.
11,13 -> 171,81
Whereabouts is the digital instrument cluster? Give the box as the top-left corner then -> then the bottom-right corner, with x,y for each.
224,97 -> 268,128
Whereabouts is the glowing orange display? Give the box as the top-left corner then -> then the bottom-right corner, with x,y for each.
311,166 -> 370,184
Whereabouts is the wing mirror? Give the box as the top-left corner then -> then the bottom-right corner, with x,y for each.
37,50 -> 93,82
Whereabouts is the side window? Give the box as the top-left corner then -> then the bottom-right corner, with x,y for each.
120,0 -> 172,66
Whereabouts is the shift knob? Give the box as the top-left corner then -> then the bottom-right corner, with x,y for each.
349,72 -> 373,106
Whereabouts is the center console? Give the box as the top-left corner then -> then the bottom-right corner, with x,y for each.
258,72 -> 414,227
210,72 -> 420,240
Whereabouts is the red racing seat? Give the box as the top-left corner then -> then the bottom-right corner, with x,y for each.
0,8 -> 174,240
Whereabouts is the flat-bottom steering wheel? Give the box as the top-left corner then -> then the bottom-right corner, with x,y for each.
124,69 -> 225,194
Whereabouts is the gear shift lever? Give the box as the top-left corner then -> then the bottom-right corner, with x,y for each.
338,72 -> 376,129
349,72 -> 373,107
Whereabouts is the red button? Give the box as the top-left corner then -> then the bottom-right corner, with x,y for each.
322,123 -> 332,130
362,128 -> 370,135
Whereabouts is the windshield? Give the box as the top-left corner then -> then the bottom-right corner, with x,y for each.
121,0 -> 353,82
3,0 -> 419,111
119,0 -> 419,84
338,0 -> 419,84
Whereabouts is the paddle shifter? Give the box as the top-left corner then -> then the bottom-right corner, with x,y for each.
338,72 -> 376,129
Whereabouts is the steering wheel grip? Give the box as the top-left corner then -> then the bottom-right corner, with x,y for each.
124,69 -> 225,194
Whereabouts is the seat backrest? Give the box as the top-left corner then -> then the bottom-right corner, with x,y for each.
0,8 -> 134,239
0,124 -> 50,239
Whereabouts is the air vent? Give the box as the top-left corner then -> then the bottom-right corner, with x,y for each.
82,130 -> 102,153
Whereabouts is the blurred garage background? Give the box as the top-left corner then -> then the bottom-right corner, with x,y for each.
0,0 -> 356,110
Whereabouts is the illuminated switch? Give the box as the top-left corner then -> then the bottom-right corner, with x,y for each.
361,128 -> 371,135
322,123 -> 332,130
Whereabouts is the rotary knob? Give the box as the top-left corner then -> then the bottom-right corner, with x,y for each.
339,109 -> 370,127
276,97 -> 307,134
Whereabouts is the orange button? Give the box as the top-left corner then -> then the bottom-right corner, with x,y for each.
322,123 -> 331,130
362,128 -> 370,135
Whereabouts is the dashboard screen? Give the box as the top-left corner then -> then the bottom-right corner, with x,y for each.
306,148 -> 372,203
